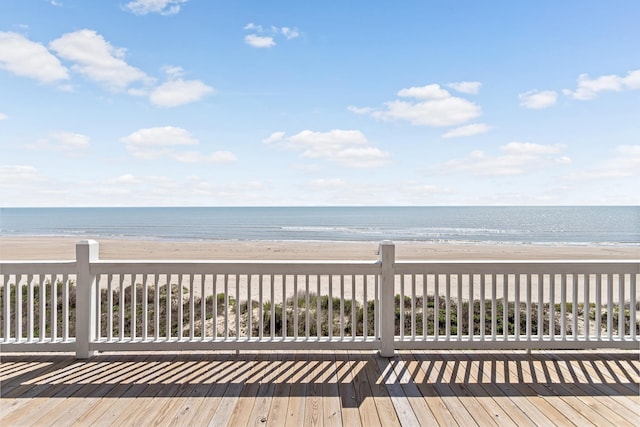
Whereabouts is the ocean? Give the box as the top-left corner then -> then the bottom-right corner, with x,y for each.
0,206 -> 638,246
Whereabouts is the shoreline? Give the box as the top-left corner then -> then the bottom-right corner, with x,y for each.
1,236 -> 638,261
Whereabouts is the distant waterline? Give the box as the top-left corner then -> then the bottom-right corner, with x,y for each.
0,206 -> 638,246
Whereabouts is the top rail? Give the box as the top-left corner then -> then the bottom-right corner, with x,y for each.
395,260 -> 639,275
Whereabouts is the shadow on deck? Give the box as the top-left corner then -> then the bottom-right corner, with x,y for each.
1,350 -> 639,426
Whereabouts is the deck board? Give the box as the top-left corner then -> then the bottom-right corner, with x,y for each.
1,349 -> 638,426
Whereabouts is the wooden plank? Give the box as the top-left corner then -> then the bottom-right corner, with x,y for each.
87,354 -> 182,426
245,351 -> 282,426
508,352 -> 598,426
405,351 -> 457,427
391,352 -> 438,426
356,351 -> 401,427
23,359 -> 132,426
410,352 -> 477,427
226,354 -> 272,426
0,359 -> 111,425
375,354 -> 421,426
303,355 -> 324,427
539,354 -> 637,427
546,351 -> 640,421
453,351 -> 543,427
336,352 -> 362,427
171,353 -> 239,427
346,351 -> 383,427
267,351 -> 295,426
207,352 -> 259,426
446,351 -> 526,427
285,352 -> 308,426
322,351 -> 343,427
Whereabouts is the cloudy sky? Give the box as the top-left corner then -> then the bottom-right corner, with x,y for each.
1,0 -> 638,206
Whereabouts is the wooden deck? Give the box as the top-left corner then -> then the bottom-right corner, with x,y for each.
1,350 -> 638,426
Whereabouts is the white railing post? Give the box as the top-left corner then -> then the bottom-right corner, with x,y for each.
379,241 -> 395,357
76,240 -> 99,359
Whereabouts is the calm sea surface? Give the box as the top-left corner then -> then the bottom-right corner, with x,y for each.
0,207 -> 638,245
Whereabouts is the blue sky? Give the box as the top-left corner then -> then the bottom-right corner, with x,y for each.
1,0 -> 638,206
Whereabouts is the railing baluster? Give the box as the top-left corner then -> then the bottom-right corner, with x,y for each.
399,274 -> 404,340
270,274 -> 275,340
631,274 -> 637,341
596,274 -> 602,340
469,274 -> 474,341
618,274 -> 624,339
317,275 -> 322,339
223,274 -> 229,340
491,273 -> 497,341
236,274 -> 241,339
189,274 -> 195,340
282,275 -> 287,339
480,274 -> 485,341
526,274 -> 532,341
584,274 -> 590,340
411,274 -> 416,341
352,274 -> 356,341
166,274 -> 173,340
51,274 -> 58,342
607,273 -> 613,340
119,275 -> 125,340
503,274 -> 508,341
537,274 -> 543,340
142,274 -> 149,340
434,274 -> 439,340
445,274 -> 450,340
39,275 -> 47,342
213,274 -> 219,339
178,274 -> 184,340
107,274 -> 113,341
363,275 -> 369,339
156,274 -> 162,341
572,274 -> 578,341
131,274 -> 137,341
457,274 -> 463,340
248,274 -> 253,340
258,274 -> 263,340
294,274 -> 299,339
422,274 -> 427,341
560,274 -> 566,341
26,275 -> 33,341
328,275 -> 333,340
549,274 -> 555,341
305,274 -> 310,340
339,275 -> 344,340
515,274 -> 521,341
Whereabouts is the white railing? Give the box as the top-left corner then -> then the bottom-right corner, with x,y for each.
0,241 -> 638,358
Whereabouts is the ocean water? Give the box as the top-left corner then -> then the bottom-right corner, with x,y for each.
0,206 -> 638,245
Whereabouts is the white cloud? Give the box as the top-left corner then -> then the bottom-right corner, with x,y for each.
27,131 -> 90,155
439,142 -> 569,176
121,126 -> 236,163
244,34 -> 276,48
281,27 -> 300,40
123,0 -> 188,15
49,29 -> 150,92
0,32 -> 69,84
353,83 -> 481,127
264,129 -> 390,168
441,123 -> 491,138
563,69 -> 640,100
519,90 -> 558,109
243,23 -> 300,48
447,81 -> 482,94
568,145 -> 640,179
149,76 -> 214,107
0,113 -> 7,121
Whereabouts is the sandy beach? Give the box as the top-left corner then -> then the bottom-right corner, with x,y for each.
1,236 -> 638,261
